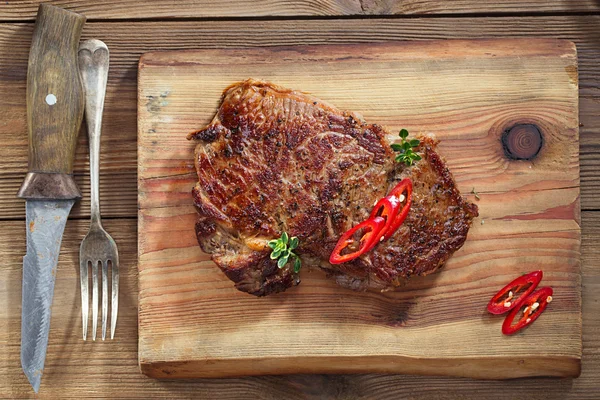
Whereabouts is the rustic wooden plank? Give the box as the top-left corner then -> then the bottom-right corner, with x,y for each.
0,212 -> 598,398
137,40 -> 580,379
1,16 -> 600,220
0,219 -> 309,399
322,211 -> 600,398
0,0 -> 599,21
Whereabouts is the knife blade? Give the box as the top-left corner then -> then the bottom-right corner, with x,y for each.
21,200 -> 74,392
17,4 -> 86,393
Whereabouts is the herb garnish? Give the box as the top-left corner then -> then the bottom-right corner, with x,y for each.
268,232 -> 301,273
391,129 -> 421,166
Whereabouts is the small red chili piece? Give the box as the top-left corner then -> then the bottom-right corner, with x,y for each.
369,196 -> 400,241
487,270 -> 543,315
502,287 -> 553,335
329,217 -> 386,264
381,178 -> 413,241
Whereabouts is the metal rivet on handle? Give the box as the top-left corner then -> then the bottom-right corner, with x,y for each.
45,94 -> 57,106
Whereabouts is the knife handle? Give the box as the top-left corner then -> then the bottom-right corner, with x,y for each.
18,4 -> 86,200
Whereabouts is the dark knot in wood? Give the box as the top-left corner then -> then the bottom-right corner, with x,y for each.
501,124 -> 543,160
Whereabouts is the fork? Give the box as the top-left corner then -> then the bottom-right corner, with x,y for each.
78,39 -> 119,341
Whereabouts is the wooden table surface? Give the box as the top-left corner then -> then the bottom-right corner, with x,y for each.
0,1 -> 598,398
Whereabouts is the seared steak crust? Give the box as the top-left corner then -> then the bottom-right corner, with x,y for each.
324,135 -> 479,291
189,79 -> 478,296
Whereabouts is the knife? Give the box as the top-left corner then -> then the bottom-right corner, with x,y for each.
17,4 -> 86,393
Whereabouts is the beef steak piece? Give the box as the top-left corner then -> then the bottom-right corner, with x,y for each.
188,79 -> 478,296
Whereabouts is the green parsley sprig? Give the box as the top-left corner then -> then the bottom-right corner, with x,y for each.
391,129 -> 421,166
268,232 -> 301,273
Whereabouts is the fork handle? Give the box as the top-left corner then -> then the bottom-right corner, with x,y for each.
78,40 -> 109,225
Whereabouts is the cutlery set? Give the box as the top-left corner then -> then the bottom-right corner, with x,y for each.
17,4 -> 119,392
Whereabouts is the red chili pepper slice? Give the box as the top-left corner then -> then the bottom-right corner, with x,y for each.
502,287 -> 553,335
369,196 -> 400,241
486,270 -> 543,315
381,178 -> 413,241
329,216 -> 386,264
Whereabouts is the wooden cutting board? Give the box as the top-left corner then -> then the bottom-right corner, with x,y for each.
137,39 -> 581,379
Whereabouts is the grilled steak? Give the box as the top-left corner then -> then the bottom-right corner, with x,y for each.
189,79 -> 478,296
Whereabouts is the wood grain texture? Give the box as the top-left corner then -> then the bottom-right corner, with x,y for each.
0,0 -> 597,397
0,0 -> 599,20
1,16 -> 600,218
24,4 -> 85,175
17,4 -> 86,201
0,214 -> 598,398
137,39 -> 581,379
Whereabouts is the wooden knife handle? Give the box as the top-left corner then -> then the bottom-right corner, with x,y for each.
18,4 -> 86,200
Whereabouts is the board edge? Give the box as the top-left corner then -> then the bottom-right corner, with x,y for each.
139,354 -> 581,380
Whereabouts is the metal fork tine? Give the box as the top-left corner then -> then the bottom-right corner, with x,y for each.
102,260 -> 108,340
80,259 -> 89,340
111,259 -> 119,339
92,260 -> 99,341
